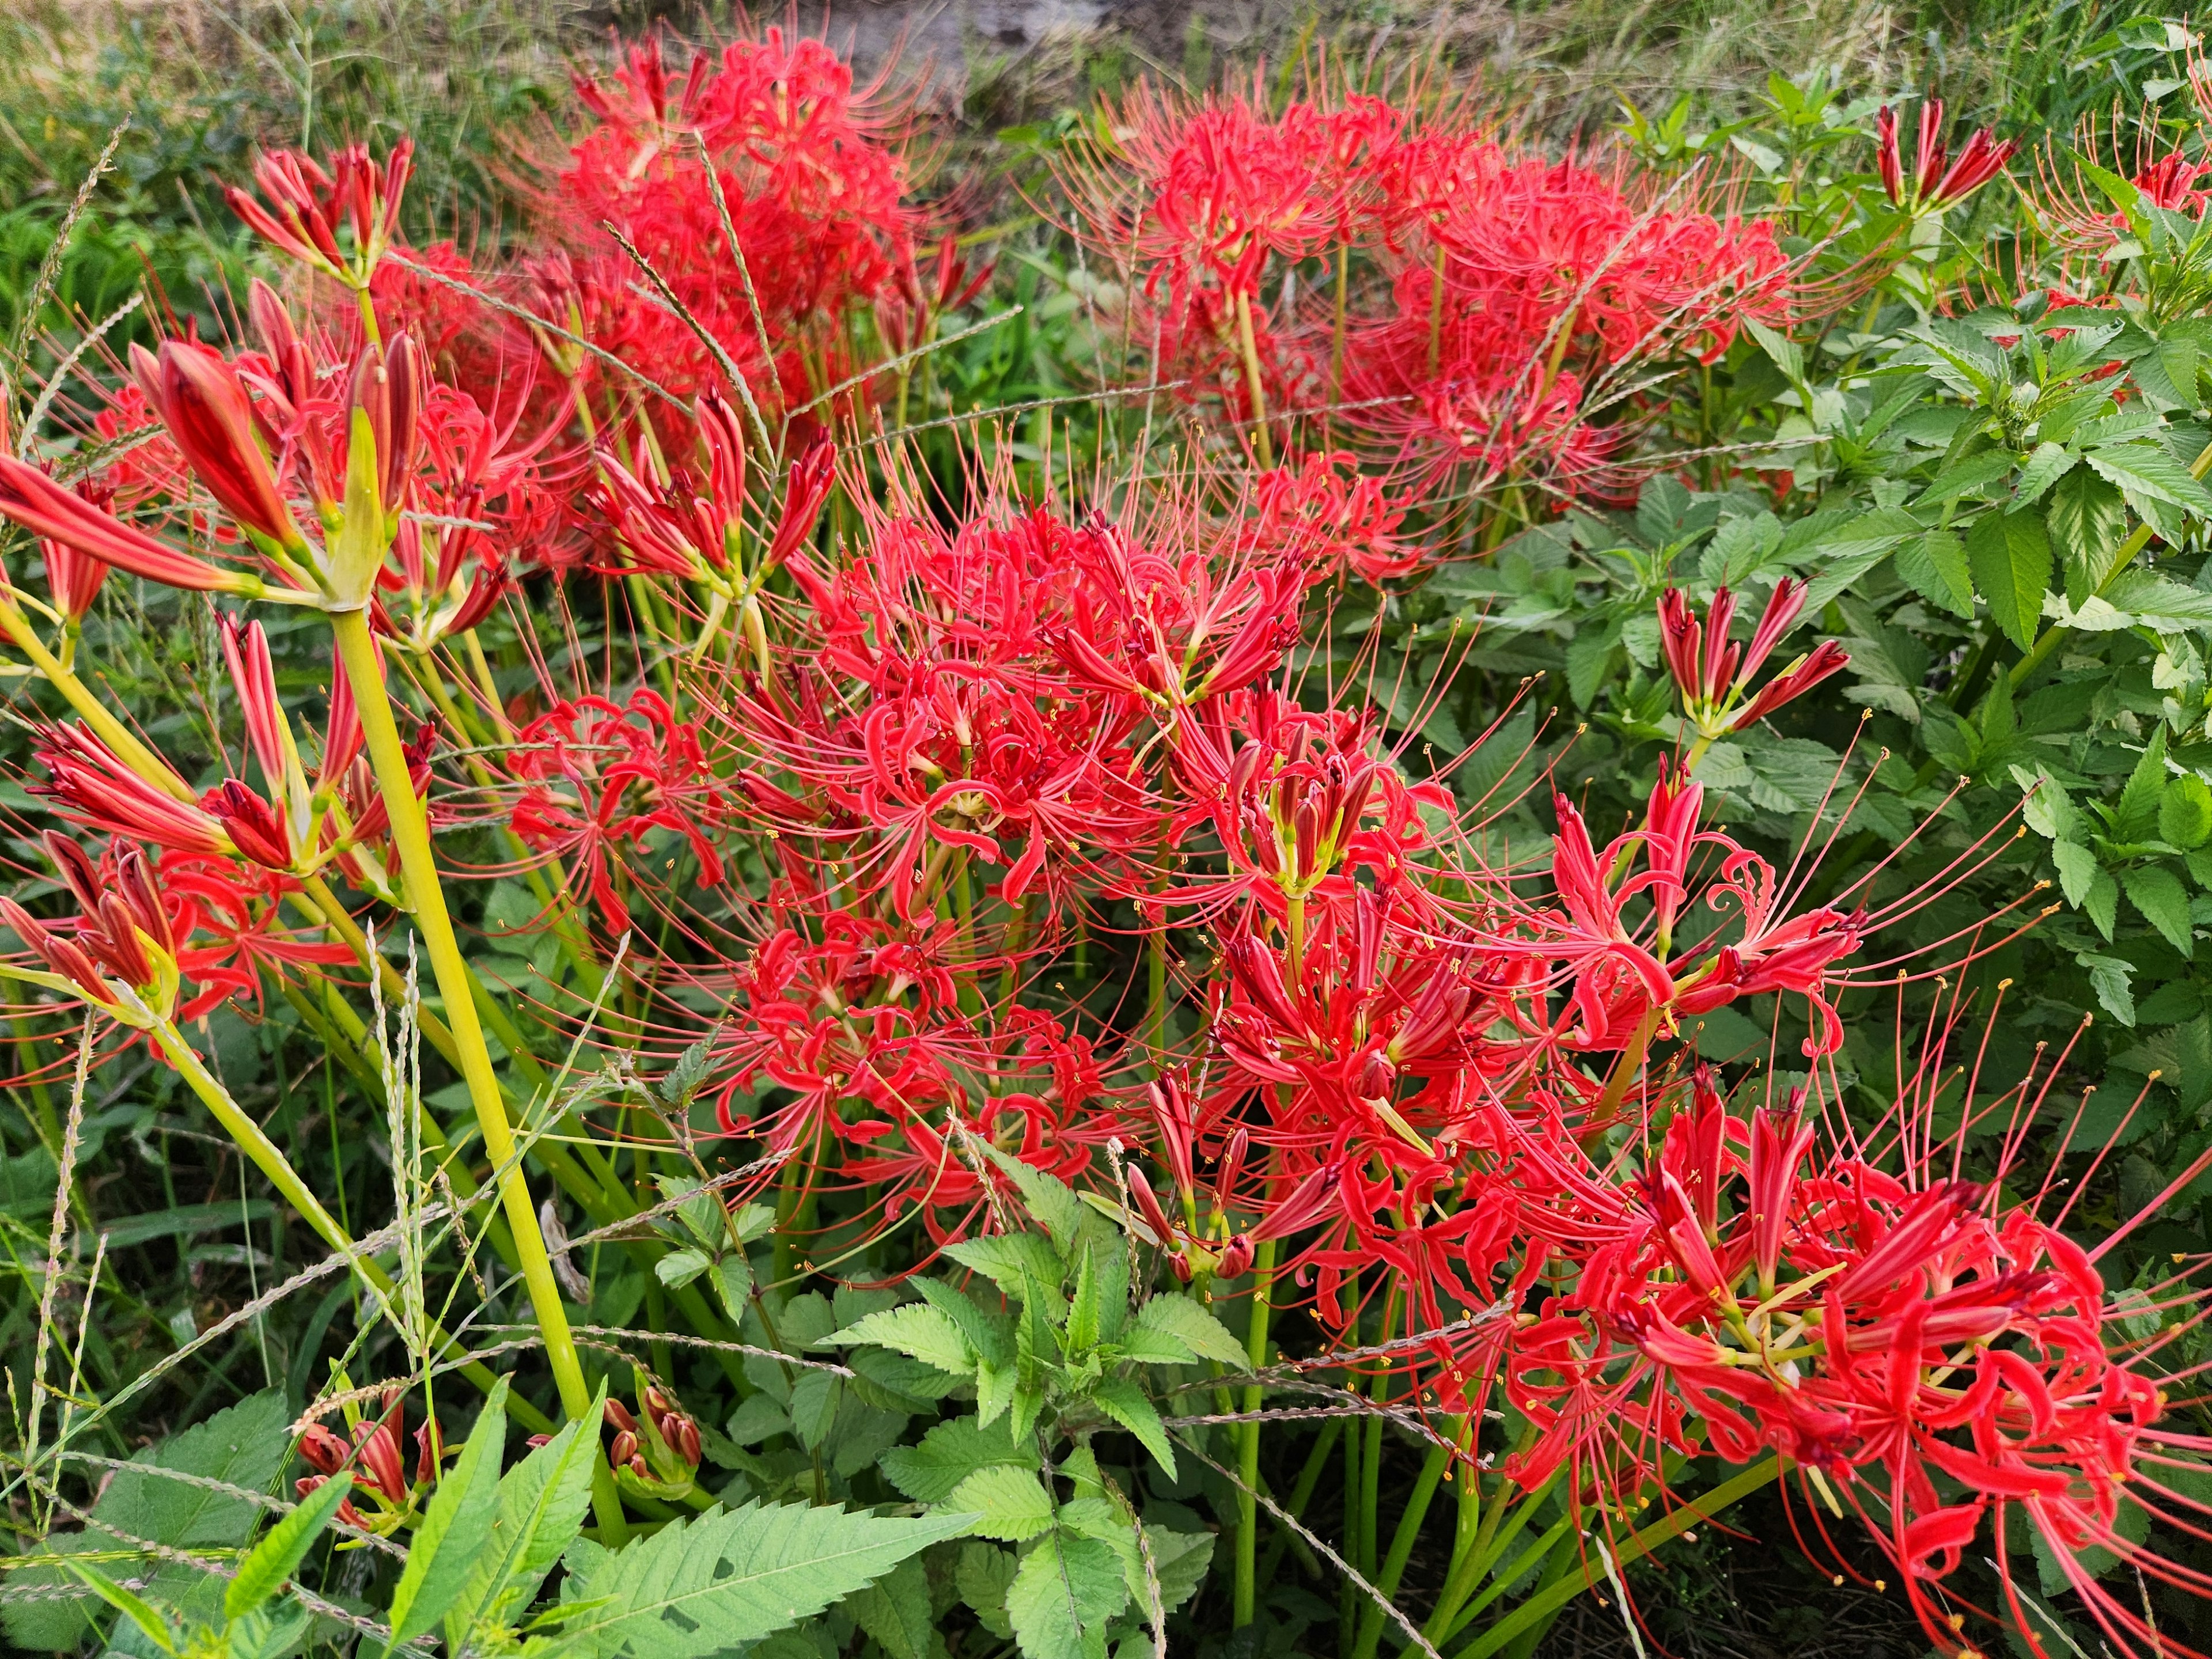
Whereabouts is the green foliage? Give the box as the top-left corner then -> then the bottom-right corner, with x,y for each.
6,1392 -> 290,1650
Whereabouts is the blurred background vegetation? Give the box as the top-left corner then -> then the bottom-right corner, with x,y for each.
0,0 -> 2153,353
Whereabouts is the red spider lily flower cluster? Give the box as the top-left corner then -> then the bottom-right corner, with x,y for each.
604,1380 -> 703,1502
295,1387 -> 449,1537
1874,100 -> 2019,214
1498,1062 -> 2212,1658
3,47 -> 2209,1659
1057,74 -> 1795,502
530,27 -> 922,415
1657,578 -> 1850,744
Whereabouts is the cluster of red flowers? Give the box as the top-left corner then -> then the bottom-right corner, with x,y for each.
0,28 -> 2187,1659
1058,75 -> 1793,500
531,30 -> 921,417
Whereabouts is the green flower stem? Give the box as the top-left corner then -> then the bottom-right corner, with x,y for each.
1231,1236 -> 1278,1629
1350,1433 -> 1454,1659
1254,1416 -> 1340,1584
1453,1456 -> 1785,1659
406,657 -> 604,988
0,596 -> 190,800
148,1013 -> 555,1435
329,606 -> 627,1542
292,879 -> 622,1221
1234,290 -> 1275,471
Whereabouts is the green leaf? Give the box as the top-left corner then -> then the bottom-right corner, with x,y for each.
2011,764 -> 2077,840
958,1543 -> 1018,1638
946,1464 -> 1057,1542
1965,508 -> 2052,650
2086,442 -> 2212,518
974,1143 -> 1084,1252
849,1558 -> 933,1659
60,1560 -> 178,1656
2047,467 -> 2130,603
2082,953 -> 2138,1025
655,1248 -> 711,1290
714,1253 -> 754,1323
2116,728 -> 2172,842
384,1379 -> 509,1651
445,1383 -> 605,1652
226,1472 -> 354,1623
2086,867 -> 2122,941
1090,1377 -> 1175,1476
912,1278 -> 1014,1366
944,1234 -> 1069,1314
556,1502 -> 975,1658
1006,1532 -> 1128,1659
1895,529 -> 1975,618
827,1304 -> 976,1376
2123,865 -> 2196,957
880,1416 -> 1040,1503
2012,441 -> 2079,506
1066,1243 -> 1104,1353
2163,775 -> 2212,849
1912,447 -> 2018,509
6,1392 -> 289,1651
1125,1296 -> 1247,1365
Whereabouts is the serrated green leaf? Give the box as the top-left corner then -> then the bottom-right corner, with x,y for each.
1895,529 -> 1975,618
2081,952 -> 2137,1024
2012,441 -> 2079,506
973,1143 -> 1084,1252
556,1502 -> 975,1658
826,1304 -> 976,1376
946,1464 -> 1056,1542
1126,1296 -> 1246,1365
656,1248 -> 710,1290
880,1416 -> 1040,1503
6,1393 -> 288,1650
943,1233 -> 1069,1318
1912,447 -> 2017,509
849,1558 -> 933,1659
383,1380 -> 508,1651
1965,508 -> 2052,650
2123,865 -> 2195,956
913,1278 -> 1014,1366
957,1543 -> 1018,1638
1006,1532 -> 1127,1659
445,1382 -> 605,1651
2117,728 -> 2172,842
2047,467 -> 2129,604
2052,840 -> 2099,907
2087,442 -> 2212,518
1090,1377 -> 1175,1476
226,1472 -> 353,1624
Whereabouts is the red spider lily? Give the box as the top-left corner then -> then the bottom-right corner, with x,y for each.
542,28 -> 918,410
505,688 -> 729,935
1874,100 -> 2018,213
1500,1050 -> 2212,1659
129,339 -> 305,551
227,141 -> 413,289
1338,150 -> 1790,502
1657,580 -> 1849,741
0,455 -> 251,594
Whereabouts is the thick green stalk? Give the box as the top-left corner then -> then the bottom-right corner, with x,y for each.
1233,290 -> 1275,471
0,597 -> 190,799
329,607 -> 626,1541
1351,1436 -> 1452,1659
149,1016 -> 554,1434
1453,1457 -> 1784,1659
1255,1417 -> 1340,1584
1231,1237 -> 1278,1628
